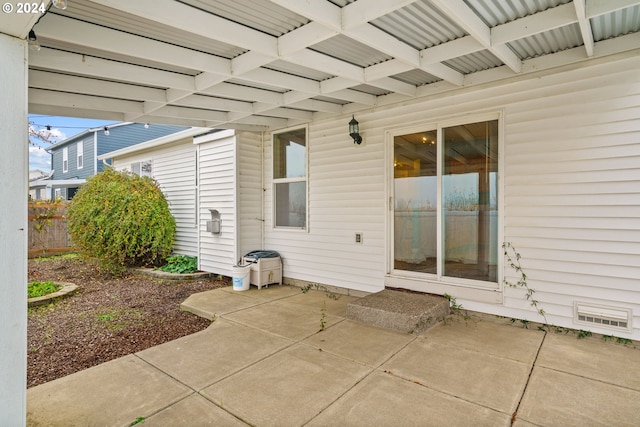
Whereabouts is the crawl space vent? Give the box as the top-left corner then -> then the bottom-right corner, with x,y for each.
574,302 -> 631,331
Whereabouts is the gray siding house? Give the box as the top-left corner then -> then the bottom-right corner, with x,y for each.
45,122 -> 188,199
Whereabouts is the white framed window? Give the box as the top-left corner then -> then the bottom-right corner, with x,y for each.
76,142 -> 83,169
62,147 -> 68,173
131,160 -> 153,177
273,126 -> 307,229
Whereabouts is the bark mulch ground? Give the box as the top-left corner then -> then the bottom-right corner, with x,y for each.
27,254 -> 229,388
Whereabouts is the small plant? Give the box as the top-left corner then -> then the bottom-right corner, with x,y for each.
443,293 -> 470,323
158,255 -> 198,274
577,329 -> 592,339
130,416 -> 145,426
319,300 -> 327,332
503,242 -> 548,325
28,281 -> 62,298
95,307 -> 145,332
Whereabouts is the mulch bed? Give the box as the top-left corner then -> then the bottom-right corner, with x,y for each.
27,255 -> 229,388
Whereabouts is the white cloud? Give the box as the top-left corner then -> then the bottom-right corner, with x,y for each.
29,146 -> 51,172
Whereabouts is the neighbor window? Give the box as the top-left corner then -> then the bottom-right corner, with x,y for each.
131,160 -> 153,177
62,147 -> 68,173
76,142 -> 83,169
273,127 -> 307,229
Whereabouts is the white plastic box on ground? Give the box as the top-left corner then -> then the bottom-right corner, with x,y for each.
242,251 -> 282,290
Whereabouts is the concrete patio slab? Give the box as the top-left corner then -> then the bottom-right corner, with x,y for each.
536,333 -> 640,390
281,290 -> 358,317
306,371 -> 511,427
426,317 -> 545,364
27,355 -> 191,427
144,393 -> 248,426
220,284 -> 301,301
26,284 -> 640,427
223,299 -> 343,340
302,319 -> 414,367
516,366 -> 640,426
201,343 -> 372,427
382,337 -> 530,414
180,289 -> 259,320
137,319 -> 292,391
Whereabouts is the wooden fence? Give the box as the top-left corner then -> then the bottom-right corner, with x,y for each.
28,202 -> 74,258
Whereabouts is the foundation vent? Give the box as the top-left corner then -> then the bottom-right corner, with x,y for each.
575,302 -> 632,332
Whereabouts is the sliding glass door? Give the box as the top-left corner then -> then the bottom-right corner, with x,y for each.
393,118 -> 499,285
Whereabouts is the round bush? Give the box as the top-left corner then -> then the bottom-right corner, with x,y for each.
67,168 -> 175,274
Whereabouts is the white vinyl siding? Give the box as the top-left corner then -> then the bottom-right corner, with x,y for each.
198,131 -> 237,276
111,139 -> 197,257
237,131 -> 264,257
262,54 -> 640,338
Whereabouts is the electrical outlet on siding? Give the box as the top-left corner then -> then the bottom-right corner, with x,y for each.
355,232 -> 363,244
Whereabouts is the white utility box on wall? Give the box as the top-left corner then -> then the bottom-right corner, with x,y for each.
242,250 -> 282,289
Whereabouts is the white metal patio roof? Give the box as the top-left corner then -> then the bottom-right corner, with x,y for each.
3,0 -> 639,131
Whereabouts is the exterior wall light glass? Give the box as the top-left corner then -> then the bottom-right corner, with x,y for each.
349,115 -> 362,145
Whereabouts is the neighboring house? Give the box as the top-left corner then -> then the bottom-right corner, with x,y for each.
100,51 -> 640,341
40,122 -> 188,200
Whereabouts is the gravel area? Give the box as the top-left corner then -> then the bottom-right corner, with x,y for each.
27,255 -> 228,388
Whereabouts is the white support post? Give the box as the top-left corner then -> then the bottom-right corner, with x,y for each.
0,33 -> 28,426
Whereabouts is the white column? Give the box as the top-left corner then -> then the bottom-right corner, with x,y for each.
0,33 -> 28,426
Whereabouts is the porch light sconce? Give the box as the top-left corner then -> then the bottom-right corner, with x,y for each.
103,126 -> 110,136
349,115 -> 362,145
206,209 -> 221,234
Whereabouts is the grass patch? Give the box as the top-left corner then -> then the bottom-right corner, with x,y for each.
95,307 -> 145,332
28,281 -> 62,298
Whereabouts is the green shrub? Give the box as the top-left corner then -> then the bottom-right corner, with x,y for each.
159,255 -> 199,274
67,168 -> 175,274
28,281 -> 61,298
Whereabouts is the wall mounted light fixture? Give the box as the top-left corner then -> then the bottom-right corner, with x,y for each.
103,126 -> 110,136
349,115 -> 362,145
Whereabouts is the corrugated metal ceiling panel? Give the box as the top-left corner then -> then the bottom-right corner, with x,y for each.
444,50 -> 503,74
392,69 -> 441,86
463,0 -> 571,26
372,0 -> 466,50
591,5 -> 640,42
310,35 -> 393,68
179,0 -> 308,37
508,24 -> 583,60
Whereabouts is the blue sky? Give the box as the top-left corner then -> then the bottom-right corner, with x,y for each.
28,115 -> 116,172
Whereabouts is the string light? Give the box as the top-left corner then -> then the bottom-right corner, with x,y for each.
28,30 -> 40,52
52,0 -> 68,9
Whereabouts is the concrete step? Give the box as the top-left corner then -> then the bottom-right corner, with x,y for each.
346,289 -> 450,334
